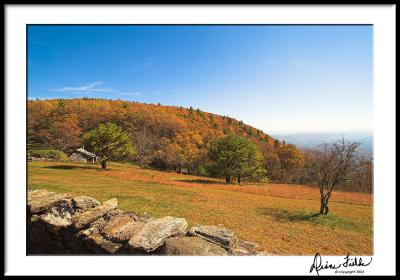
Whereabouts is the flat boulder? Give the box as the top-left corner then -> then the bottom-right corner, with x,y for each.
229,239 -> 259,256
160,236 -> 228,256
85,233 -> 124,254
28,192 -> 69,214
188,225 -> 238,250
39,199 -> 77,229
101,213 -> 145,243
72,198 -> 118,230
72,196 -> 101,211
128,216 -> 187,252
28,189 -> 52,201
76,209 -> 125,241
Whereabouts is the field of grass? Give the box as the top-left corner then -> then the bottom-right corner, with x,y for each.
27,161 -> 373,255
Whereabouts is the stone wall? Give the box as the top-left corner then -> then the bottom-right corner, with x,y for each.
27,188 -> 265,256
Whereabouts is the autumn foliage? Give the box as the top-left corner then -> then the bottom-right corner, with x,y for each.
28,98 -> 304,182
27,98 -> 373,191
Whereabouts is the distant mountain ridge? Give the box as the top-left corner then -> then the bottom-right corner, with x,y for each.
272,132 -> 373,157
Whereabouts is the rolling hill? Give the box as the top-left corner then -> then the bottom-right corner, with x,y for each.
27,98 -> 286,176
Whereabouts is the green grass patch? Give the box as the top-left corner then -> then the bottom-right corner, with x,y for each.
256,207 -> 368,234
27,161 -> 373,255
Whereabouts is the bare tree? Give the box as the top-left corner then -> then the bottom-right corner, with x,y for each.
312,139 -> 360,215
132,126 -> 156,168
349,156 -> 373,193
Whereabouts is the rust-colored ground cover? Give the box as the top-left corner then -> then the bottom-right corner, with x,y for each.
28,161 -> 373,255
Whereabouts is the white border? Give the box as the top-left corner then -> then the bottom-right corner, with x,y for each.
5,5 -> 396,276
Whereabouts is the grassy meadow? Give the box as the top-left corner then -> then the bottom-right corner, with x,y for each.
28,161 -> 373,255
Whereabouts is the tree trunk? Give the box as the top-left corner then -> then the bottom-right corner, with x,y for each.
101,160 -> 107,170
226,174 -> 230,183
238,174 -> 241,184
319,197 -> 329,215
324,205 -> 329,215
319,202 -> 325,215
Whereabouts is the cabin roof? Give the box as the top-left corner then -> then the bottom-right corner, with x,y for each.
76,148 -> 97,158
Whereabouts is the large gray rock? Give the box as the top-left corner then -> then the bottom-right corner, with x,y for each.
85,233 -> 124,254
28,192 -> 69,214
138,213 -> 156,223
160,236 -> 228,256
229,239 -> 259,256
188,225 -> 238,250
128,216 -> 188,252
78,217 -> 109,239
255,251 -> 271,256
101,213 -> 145,243
72,196 -> 101,211
76,209 -> 122,239
28,189 -> 52,201
39,199 -> 77,229
72,198 -> 118,230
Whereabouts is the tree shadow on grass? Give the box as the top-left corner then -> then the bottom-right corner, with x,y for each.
177,179 -> 227,185
44,165 -> 101,171
257,207 -> 320,222
257,207 -> 360,231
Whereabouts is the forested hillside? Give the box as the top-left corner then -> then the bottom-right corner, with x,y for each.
27,98 -> 304,182
27,98 -> 372,192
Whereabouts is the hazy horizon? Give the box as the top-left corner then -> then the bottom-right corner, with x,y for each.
28,25 -> 373,135
28,96 -> 373,136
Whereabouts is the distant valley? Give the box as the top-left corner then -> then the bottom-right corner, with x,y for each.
272,132 -> 373,157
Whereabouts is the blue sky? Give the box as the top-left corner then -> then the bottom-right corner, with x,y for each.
28,25 -> 373,134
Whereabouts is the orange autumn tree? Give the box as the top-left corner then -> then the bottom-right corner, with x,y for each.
277,143 -> 305,183
27,98 -> 300,180
43,115 -> 82,153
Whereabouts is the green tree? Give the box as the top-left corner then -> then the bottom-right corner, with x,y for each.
196,165 -> 207,176
208,134 -> 265,183
83,122 -> 136,169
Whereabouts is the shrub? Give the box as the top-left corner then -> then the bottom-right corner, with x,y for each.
249,168 -> 269,183
28,149 -> 67,160
196,165 -> 207,177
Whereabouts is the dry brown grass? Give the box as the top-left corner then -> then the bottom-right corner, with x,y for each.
28,161 -> 373,255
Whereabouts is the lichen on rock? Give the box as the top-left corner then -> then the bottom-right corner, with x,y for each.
128,216 -> 188,252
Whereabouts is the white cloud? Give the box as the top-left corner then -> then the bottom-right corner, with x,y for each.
51,81 -> 143,97
52,81 -> 114,94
